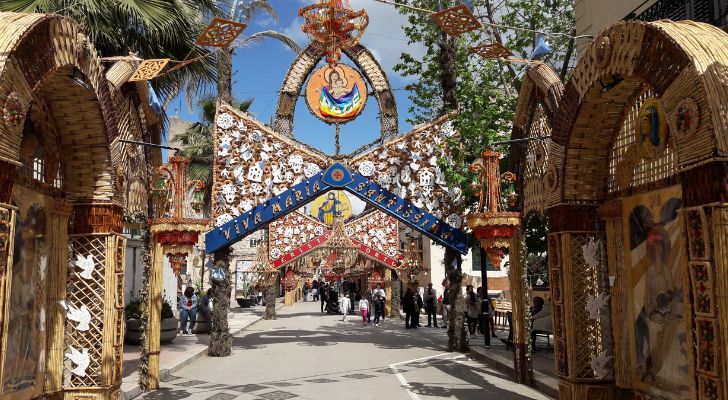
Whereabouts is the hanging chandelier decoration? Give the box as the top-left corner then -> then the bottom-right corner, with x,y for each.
246,242 -> 279,292
400,238 -> 426,286
299,0 -> 369,66
282,269 -> 299,292
317,215 -> 359,275
149,154 -> 208,277
466,149 -> 521,269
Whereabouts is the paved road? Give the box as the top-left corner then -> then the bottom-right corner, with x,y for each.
140,301 -> 550,400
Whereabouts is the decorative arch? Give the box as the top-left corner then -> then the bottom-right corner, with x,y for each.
541,20 -> 728,400
0,12 -> 118,202
273,43 -> 398,139
548,20 -> 728,207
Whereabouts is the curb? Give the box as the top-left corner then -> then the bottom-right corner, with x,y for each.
123,303 -> 285,400
468,346 -> 559,399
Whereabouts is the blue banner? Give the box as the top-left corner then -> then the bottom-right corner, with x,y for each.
205,163 -> 468,255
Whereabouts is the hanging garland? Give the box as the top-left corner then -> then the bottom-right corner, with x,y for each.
137,225 -> 152,391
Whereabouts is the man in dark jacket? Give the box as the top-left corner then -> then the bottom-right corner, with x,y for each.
403,288 -> 417,329
424,282 -> 438,328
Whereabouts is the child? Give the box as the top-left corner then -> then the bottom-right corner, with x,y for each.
340,293 -> 351,321
359,296 -> 369,325
373,294 -> 383,326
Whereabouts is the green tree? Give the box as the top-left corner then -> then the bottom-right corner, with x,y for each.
395,0 -> 574,351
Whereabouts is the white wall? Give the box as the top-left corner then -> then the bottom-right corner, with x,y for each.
575,0 -> 657,53
124,238 -> 145,304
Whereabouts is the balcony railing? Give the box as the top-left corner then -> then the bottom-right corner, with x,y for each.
625,0 -> 728,27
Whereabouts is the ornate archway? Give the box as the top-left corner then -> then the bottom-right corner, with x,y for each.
273,43 -> 399,139
544,20 -> 728,399
0,12 -> 150,400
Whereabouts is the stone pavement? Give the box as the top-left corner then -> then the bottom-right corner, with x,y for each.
135,301 -> 553,400
123,303 -> 283,400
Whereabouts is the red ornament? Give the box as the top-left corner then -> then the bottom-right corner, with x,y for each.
282,269 -> 299,292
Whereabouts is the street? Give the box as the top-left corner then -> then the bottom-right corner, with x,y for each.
140,301 -> 551,400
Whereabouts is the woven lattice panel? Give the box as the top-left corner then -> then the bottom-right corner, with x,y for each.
607,88 -> 678,194
545,142 -> 564,207
64,235 -> 106,387
523,103 -> 550,215
567,233 -> 612,380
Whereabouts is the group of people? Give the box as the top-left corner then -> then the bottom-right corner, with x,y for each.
403,282 -> 443,329
339,286 -> 386,326
177,286 -> 212,335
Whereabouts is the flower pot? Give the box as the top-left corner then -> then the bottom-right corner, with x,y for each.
236,297 -> 255,308
124,317 -> 179,345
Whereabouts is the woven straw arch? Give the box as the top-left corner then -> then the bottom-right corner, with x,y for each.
274,43 -> 398,139
547,20 -> 728,206
509,62 -> 564,215
0,12 -> 117,201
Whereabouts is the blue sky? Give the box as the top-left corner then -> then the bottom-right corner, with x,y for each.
169,0 -> 426,155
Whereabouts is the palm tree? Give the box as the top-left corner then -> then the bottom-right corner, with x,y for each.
215,0 -> 302,102
0,0 -> 219,104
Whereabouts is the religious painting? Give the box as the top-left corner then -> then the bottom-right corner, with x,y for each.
305,64 -> 367,123
635,97 -> 669,160
2,187 -> 49,399
308,190 -> 352,225
622,185 -> 691,399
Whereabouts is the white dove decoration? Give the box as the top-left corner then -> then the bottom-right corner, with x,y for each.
581,237 -> 600,269
587,293 -> 610,320
590,350 -> 613,379
66,303 -> 91,331
65,346 -> 90,377
75,254 -> 95,280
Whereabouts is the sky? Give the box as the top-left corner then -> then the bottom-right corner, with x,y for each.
169,0 -> 427,155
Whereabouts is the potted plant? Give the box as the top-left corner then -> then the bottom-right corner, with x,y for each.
236,282 -> 257,308
124,294 -> 178,344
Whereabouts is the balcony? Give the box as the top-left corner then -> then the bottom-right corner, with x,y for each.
625,0 -> 728,27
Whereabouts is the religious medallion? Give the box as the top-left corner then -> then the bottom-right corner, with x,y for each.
305,64 -> 367,124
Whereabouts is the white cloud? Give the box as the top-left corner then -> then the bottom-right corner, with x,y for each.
285,0 -> 426,81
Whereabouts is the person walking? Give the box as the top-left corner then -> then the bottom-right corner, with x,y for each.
374,283 -> 386,320
359,296 -> 369,325
340,293 -> 351,321
312,280 -> 319,301
465,285 -> 479,336
424,282 -> 438,328
303,281 -> 309,302
366,290 -> 373,324
320,283 -> 328,313
441,279 -> 450,329
414,289 -> 424,328
178,287 -> 198,335
373,294 -> 383,326
403,288 -> 416,329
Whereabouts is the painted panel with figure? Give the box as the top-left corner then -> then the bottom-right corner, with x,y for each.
622,185 -> 691,399
2,188 -> 51,400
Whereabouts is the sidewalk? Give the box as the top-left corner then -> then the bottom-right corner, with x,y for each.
122,302 -> 283,400
468,329 -> 558,399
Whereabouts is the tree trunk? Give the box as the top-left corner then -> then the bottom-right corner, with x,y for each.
390,271 -> 401,318
264,286 -> 277,320
559,29 -> 576,82
208,248 -> 232,357
446,248 -> 468,352
439,32 -> 458,113
217,48 -> 233,104
483,0 -> 521,92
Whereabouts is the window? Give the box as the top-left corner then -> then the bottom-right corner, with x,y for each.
32,157 -> 44,182
472,247 -> 497,272
249,239 -> 260,247
53,170 -> 62,189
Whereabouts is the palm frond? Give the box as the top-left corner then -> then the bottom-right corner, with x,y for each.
233,0 -> 277,22
234,30 -> 302,54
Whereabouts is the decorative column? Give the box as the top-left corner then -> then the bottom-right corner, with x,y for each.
681,160 -> 728,399
44,200 -> 73,395
384,269 -> 392,318
546,204 -> 621,399
508,228 -> 530,383
145,155 -> 207,388
63,203 -> 126,400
